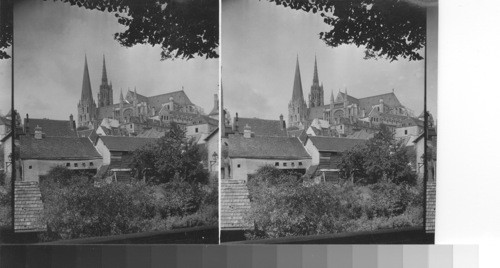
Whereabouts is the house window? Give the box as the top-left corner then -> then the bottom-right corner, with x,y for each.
82,163 -> 86,167
74,163 -> 78,167
283,163 -> 287,167
275,162 -> 279,166
291,162 -> 295,167
405,130 -> 408,135
237,164 -> 241,168
90,162 -> 94,167
195,128 -> 198,133
29,166 -> 32,169
299,162 -> 303,166
66,163 -> 70,167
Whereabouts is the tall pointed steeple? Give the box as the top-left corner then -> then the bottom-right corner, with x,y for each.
313,55 -> 319,84
291,56 -> 304,101
78,54 -> 97,128
308,55 -> 324,108
101,54 -> 108,85
288,55 -> 308,129
98,54 -> 113,107
81,54 -> 93,101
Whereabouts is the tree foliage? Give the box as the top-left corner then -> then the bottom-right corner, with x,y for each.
339,124 -> 416,185
53,0 -> 219,60
131,122 -> 208,185
266,0 -> 427,61
0,0 -> 12,59
0,0 -> 218,60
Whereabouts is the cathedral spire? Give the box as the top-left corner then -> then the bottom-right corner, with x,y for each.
81,54 -> 93,101
101,54 -> 108,85
120,89 -> 124,102
291,56 -> 304,102
330,90 -> 334,103
313,55 -> 319,84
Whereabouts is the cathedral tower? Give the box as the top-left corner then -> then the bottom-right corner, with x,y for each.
77,55 -> 97,128
97,55 -> 113,107
288,56 -> 308,128
308,56 -> 324,108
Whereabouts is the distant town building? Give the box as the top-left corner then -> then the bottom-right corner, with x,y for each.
19,129 -> 102,182
228,131 -> 312,182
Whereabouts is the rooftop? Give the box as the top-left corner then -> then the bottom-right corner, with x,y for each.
24,118 -> 77,137
234,117 -> 287,137
229,135 -> 311,160
98,136 -> 158,152
307,136 -> 366,152
20,136 -> 101,160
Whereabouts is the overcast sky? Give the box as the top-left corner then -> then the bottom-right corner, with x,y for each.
13,0 -> 218,121
222,0 -> 437,121
0,56 -> 11,117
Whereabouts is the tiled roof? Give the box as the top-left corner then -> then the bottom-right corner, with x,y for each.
25,118 -> 77,137
336,92 -> 360,104
235,117 -> 287,137
137,128 -> 165,138
358,92 -> 402,111
287,129 -> 303,138
98,136 -> 158,152
100,126 -> 127,136
14,181 -> 46,232
77,128 -> 94,138
229,136 -> 310,160
148,90 -> 194,112
308,136 -> 366,152
20,136 -> 102,160
346,129 -> 375,140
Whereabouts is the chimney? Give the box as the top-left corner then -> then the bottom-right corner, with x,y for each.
232,112 -> 239,133
34,125 -> 43,139
24,113 -> 30,135
243,124 -> 252,138
279,114 -> 285,130
69,114 -> 75,130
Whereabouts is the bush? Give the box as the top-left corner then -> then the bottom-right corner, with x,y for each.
40,180 -> 158,241
38,166 -> 218,241
245,180 -> 423,240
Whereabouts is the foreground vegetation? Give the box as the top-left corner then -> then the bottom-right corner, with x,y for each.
38,167 -> 217,242
245,166 -> 422,240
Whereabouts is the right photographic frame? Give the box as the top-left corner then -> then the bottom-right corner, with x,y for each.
220,0 -> 438,243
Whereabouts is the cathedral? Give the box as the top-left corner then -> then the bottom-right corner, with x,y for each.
288,56 -> 417,136
77,55 -> 208,132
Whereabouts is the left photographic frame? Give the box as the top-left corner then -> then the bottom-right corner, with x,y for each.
1,0 -> 219,244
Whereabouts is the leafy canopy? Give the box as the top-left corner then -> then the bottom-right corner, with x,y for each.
266,0 -> 427,61
131,122 -> 208,185
339,124 -> 416,185
1,0 -> 218,60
